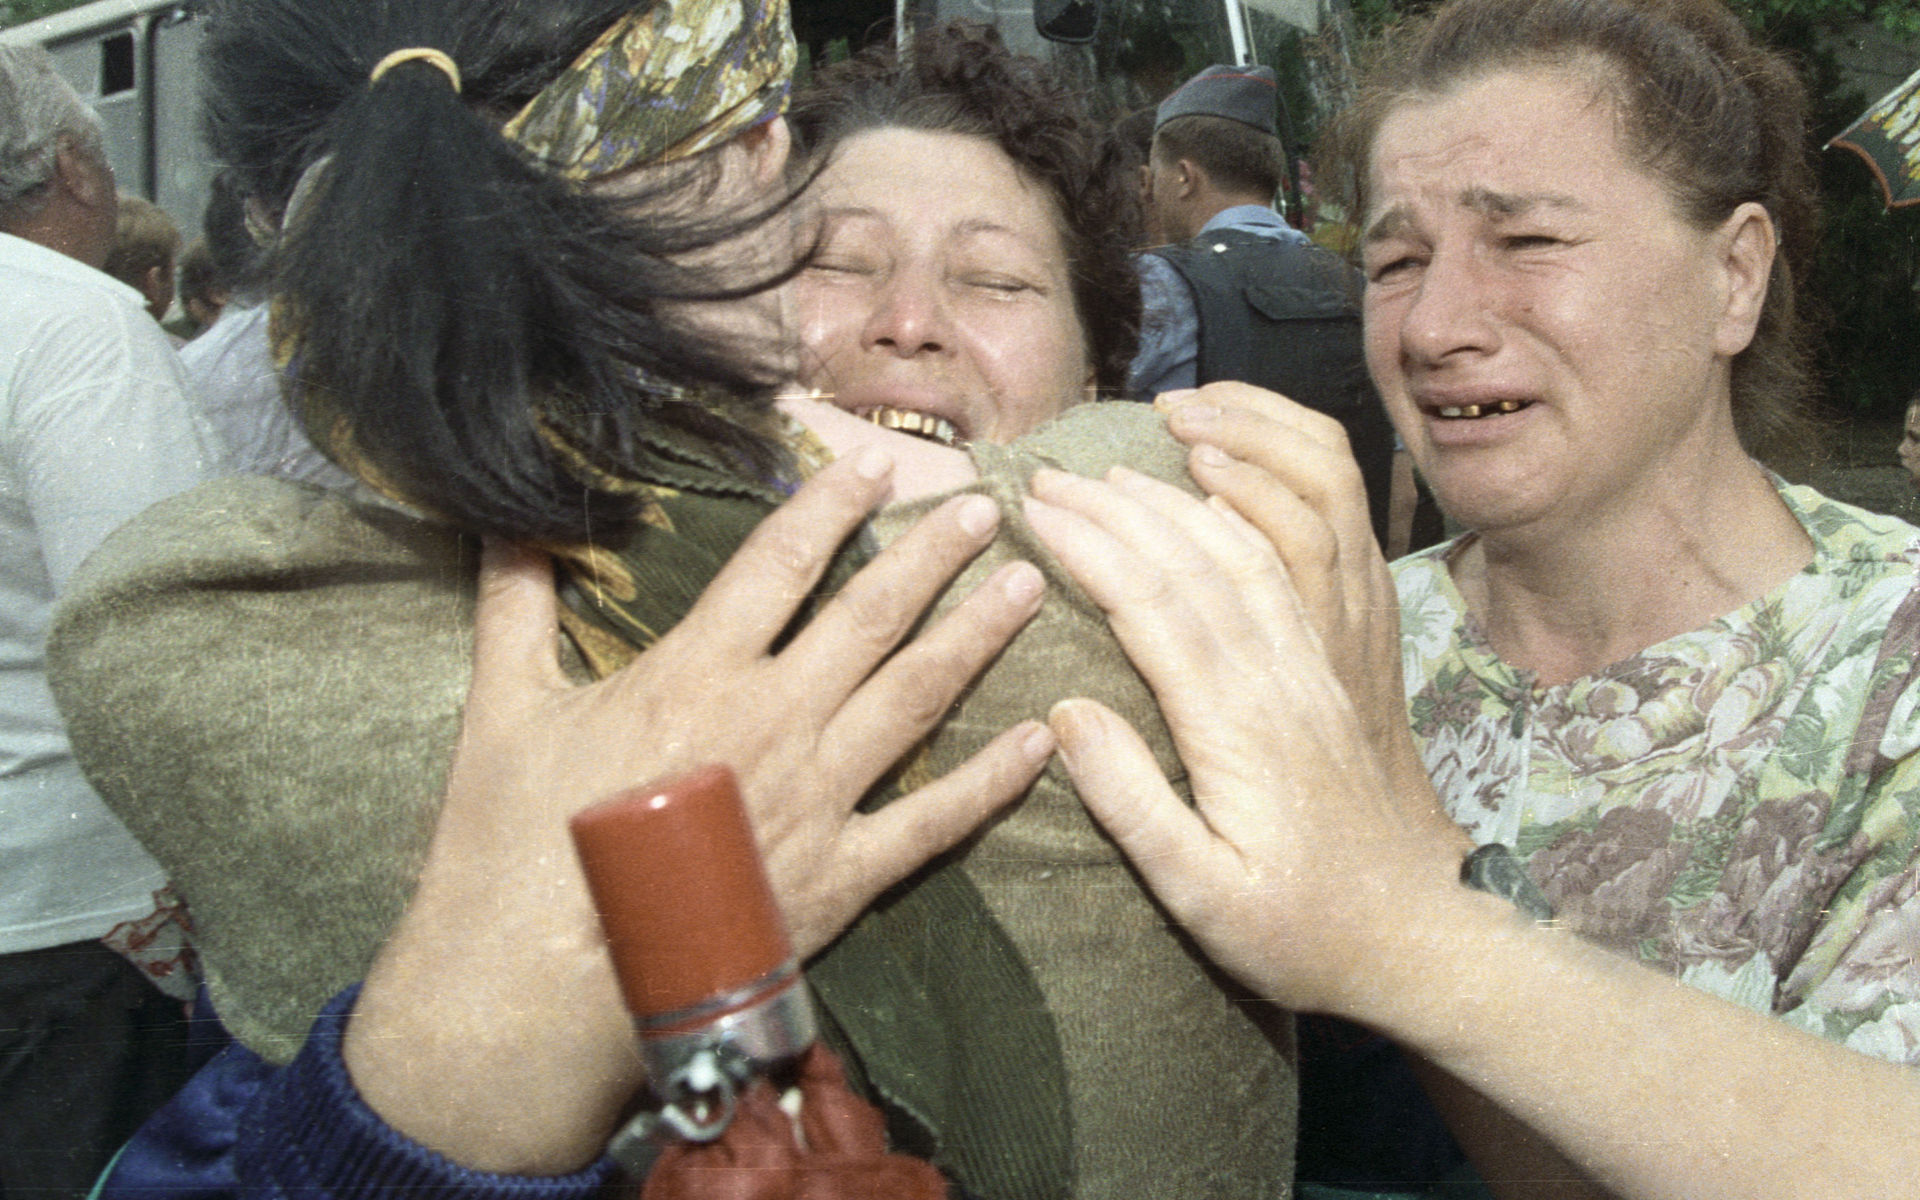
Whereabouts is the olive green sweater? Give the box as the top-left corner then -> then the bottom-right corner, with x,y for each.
49,402 -> 1295,1199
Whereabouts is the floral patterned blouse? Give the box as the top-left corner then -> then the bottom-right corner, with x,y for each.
1395,483 -> 1920,1065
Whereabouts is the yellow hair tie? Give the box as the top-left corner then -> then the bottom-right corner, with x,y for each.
369,48 -> 462,93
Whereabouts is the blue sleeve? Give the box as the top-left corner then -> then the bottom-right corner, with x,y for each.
1128,253 -> 1199,400
100,987 -> 619,1200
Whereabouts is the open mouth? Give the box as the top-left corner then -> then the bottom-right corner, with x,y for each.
860,405 -> 963,448
1433,399 -> 1532,420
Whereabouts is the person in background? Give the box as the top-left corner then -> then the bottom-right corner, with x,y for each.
0,43 -> 225,1199
100,191 -> 181,331
1897,389 -> 1920,491
174,239 -> 226,336
1130,64 -> 1402,550
178,170 -> 353,487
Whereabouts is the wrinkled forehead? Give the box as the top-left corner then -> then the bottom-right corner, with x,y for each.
809,126 -> 1070,246
1361,61 -> 1630,222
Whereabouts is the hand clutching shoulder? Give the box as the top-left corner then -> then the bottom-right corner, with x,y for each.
1024,454 -> 1469,1017
1160,383 -> 1418,779
345,449 -> 1055,1174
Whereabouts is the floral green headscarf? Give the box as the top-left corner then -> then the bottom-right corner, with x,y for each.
503,0 -> 796,178
275,0 -> 805,522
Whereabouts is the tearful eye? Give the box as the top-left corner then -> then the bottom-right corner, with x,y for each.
1366,255 -> 1421,283
963,275 -> 1032,294
806,258 -> 875,278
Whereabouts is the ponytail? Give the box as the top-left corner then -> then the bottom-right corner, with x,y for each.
203,0 -> 799,541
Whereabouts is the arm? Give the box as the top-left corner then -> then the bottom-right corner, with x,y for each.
343,448 -> 1053,1175
1127,254 -> 1199,400
97,989 -> 619,1200
1025,462 -> 1920,1200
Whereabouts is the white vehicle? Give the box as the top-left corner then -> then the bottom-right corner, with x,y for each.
2,1 -> 212,237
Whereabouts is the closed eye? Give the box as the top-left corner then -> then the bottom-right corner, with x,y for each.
806,256 -> 877,278
962,275 -> 1034,294
1365,254 -> 1423,284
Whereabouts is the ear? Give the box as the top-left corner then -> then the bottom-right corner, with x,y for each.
53,137 -> 112,209
1710,201 -> 1774,358
1174,157 -> 1202,200
141,263 -> 169,303
737,115 -> 792,189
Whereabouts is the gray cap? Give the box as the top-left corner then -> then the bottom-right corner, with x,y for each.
1154,64 -> 1278,135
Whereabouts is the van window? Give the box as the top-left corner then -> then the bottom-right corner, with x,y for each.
101,30 -> 135,95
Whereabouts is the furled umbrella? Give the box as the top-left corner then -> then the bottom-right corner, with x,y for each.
1828,63 -> 1920,209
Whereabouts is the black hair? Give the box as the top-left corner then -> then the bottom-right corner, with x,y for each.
196,170 -> 268,301
201,0 -> 800,542
787,22 -> 1142,398
1152,113 -> 1287,202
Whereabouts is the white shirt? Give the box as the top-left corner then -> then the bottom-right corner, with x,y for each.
180,301 -> 354,489
0,231 -> 226,954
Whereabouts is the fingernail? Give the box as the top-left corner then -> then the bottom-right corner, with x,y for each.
1153,388 -> 1200,412
954,494 -> 999,538
1029,467 -> 1068,496
1020,721 -> 1057,761
999,560 -> 1044,606
1047,698 -> 1102,766
1022,494 -> 1061,531
1170,402 -> 1222,427
1192,443 -> 1233,468
852,445 -> 893,480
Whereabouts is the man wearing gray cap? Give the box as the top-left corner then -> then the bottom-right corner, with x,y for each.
1131,64 -> 1401,550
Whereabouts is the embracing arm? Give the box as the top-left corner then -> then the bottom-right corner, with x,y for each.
1025,392 -> 1920,1200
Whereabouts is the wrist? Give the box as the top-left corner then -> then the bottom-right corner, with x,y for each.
265,988 -> 619,1194
1321,851 -> 1544,1037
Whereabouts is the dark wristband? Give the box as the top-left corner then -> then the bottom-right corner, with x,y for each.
1460,843 -> 1554,923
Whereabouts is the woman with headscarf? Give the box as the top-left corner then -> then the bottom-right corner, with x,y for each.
52,0 -> 1051,1194
52,7 -> 1296,1198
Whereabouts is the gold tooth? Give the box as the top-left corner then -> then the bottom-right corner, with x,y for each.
862,406 -> 960,447
1443,400 -> 1526,419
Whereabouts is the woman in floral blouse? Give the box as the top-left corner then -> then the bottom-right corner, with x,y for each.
1024,0 -> 1920,1196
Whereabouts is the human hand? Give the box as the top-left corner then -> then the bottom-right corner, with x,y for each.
1157,384 -> 1418,783
455,446 -> 1054,959
1025,465 -> 1467,1014
348,450 -> 1052,1172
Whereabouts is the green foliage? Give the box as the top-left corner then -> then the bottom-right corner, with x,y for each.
0,0 -> 89,29
1740,3 -> 1920,414
1734,0 -> 1920,36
